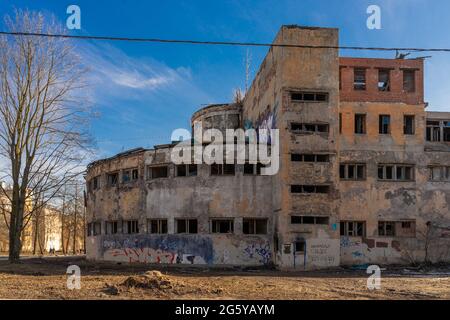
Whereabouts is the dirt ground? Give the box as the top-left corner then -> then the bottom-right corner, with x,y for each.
0,256 -> 449,300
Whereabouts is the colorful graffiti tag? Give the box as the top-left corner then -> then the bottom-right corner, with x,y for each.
102,234 -> 214,265
243,243 -> 271,264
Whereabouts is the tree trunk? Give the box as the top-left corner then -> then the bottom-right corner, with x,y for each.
8,190 -> 24,262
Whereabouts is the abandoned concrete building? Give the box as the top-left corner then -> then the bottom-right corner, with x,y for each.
85,25 -> 450,270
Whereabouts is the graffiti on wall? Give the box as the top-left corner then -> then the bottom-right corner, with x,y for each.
243,103 -> 278,144
306,239 -> 340,267
102,234 -> 214,265
243,243 -> 271,264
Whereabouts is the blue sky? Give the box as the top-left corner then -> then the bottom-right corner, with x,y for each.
1,0 -> 450,159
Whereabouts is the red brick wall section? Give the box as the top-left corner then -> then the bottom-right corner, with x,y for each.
339,57 -> 424,105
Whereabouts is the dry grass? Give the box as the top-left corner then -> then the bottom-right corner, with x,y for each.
0,256 -> 449,300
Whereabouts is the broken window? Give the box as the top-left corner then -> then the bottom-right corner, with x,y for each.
403,69 -> 416,93
379,115 -> 391,134
291,216 -> 329,225
107,172 -> 119,187
290,123 -> 329,133
404,115 -> 415,135
148,219 -> 168,234
339,113 -> 342,134
243,218 -> 268,235
355,114 -> 366,134
124,220 -> 139,234
210,164 -> 235,176
354,68 -> 366,90
210,219 -> 234,234
290,185 -> 330,194
340,164 -> 366,180
378,69 -> 391,91
92,176 -> 100,190
426,121 -> 441,142
378,164 -> 414,181
340,221 -> 366,237
105,221 -> 118,235
429,166 -> 450,182
93,222 -> 102,236
87,223 -> 93,237
291,154 -> 329,163
176,219 -> 198,234
378,221 -> 396,236
291,92 -> 328,102
445,121 -> 450,142
244,163 -> 255,175
149,166 -> 168,179
122,168 -> 138,183
176,164 -> 198,177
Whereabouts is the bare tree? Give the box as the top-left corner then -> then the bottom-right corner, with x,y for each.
0,10 -> 92,262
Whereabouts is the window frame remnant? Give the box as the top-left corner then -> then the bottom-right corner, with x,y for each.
429,166 -> 450,181
403,69 -> 416,93
291,154 -> 330,163
175,219 -> 198,234
340,221 -> 366,237
354,114 -> 367,134
176,164 -> 198,177
377,164 -> 414,181
353,68 -> 366,91
210,219 -> 234,234
210,163 -> 235,176
290,185 -> 330,194
243,218 -> 268,235
148,165 -> 169,179
107,172 -> 119,187
290,92 -> 328,102
339,163 -> 366,181
148,219 -> 168,234
403,115 -> 415,135
378,68 -> 391,92
290,122 -> 329,134
105,221 -> 118,235
379,115 -> 391,134
124,220 -> 139,234
291,216 -> 329,225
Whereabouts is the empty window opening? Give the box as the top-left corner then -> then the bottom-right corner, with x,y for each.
445,121 -> 450,142
211,219 -> 234,234
290,123 -> 329,133
211,163 -> 235,176
430,166 -> 450,182
404,115 -> 415,135
354,68 -> 366,90
378,221 -> 396,236
148,219 -> 168,234
340,164 -> 366,180
124,220 -> 139,234
176,164 -> 198,177
123,168 -> 138,183
291,154 -> 329,163
176,219 -> 198,234
243,218 -> 268,235
291,185 -> 330,194
107,172 -> 119,187
291,216 -> 329,225
355,114 -> 366,134
93,222 -> 101,236
92,176 -> 100,190
378,69 -> 391,91
340,221 -> 366,237
378,164 -> 414,181
426,121 -> 441,142
403,69 -> 416,93
105,221 -> 118,235
379,115 -> 391,134
291,92 -> 328,102
149,166 -> 168,179
339,113 -> 342,134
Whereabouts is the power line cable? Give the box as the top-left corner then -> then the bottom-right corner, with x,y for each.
1,31 -> 450,52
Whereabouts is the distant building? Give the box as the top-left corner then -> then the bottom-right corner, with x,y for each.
85,26 -> 450,269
